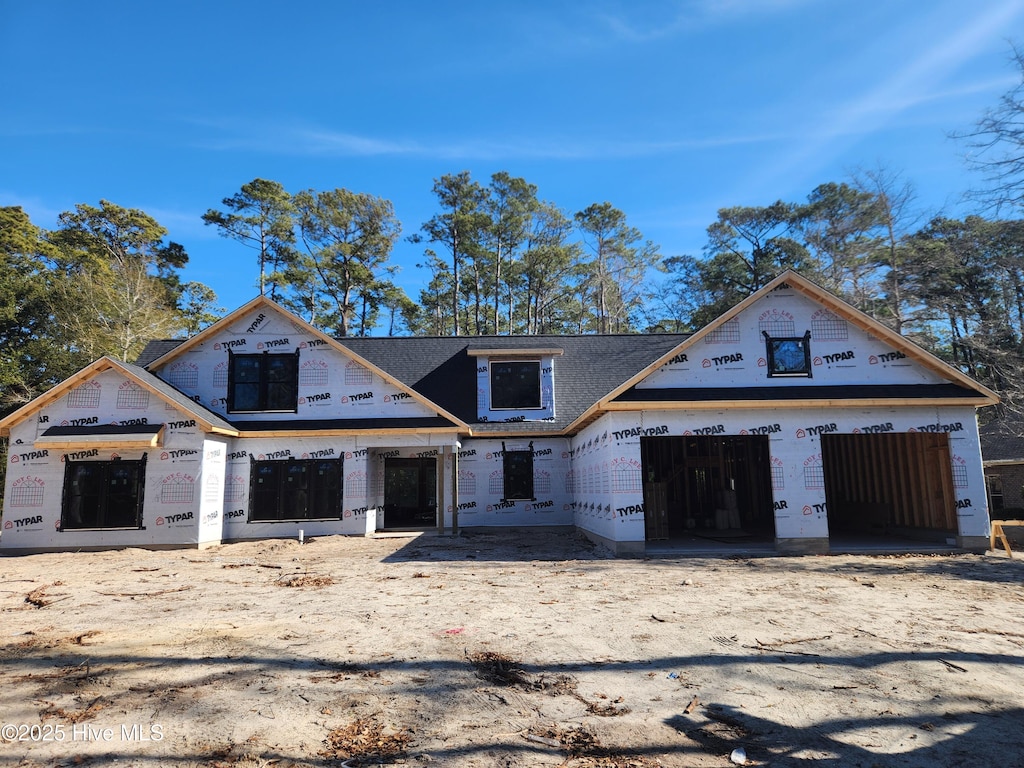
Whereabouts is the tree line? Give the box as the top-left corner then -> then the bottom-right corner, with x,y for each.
0,176 -> 660,413
199,173 -> 660,338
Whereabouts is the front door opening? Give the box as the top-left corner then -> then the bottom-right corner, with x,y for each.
641,436 -> 775,541
822,432 -> 957,538
382,456 -> 437,530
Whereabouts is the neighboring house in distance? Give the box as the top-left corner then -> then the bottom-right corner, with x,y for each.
0,271 -> 999,555
980,421 -> 1024,517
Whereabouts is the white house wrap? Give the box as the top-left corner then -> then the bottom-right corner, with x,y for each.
0,272 -> 998,555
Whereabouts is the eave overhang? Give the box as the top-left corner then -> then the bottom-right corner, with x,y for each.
35,423 -> 167,451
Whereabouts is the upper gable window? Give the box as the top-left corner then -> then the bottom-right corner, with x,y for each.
469,346 -> 560,423
491,360 -> 541,410
228,350 -> 299,412
764,332 -> 812,378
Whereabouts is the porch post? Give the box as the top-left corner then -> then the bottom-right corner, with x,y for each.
451,443 -> 459,534
437,445 -> 447,534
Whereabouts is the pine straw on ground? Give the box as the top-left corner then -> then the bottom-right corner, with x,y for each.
276,573 -> 335,588
467,650 -> 631,716
526,724 -> 663,767
319,715 -> 412,764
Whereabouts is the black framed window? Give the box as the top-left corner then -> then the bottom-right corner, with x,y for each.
764,331 -> 812,377
249,457 -> 343,521
61,456 -> 146,530
502,442 -> 535,501
228,350 -> 299,412
491,359 -> 541,410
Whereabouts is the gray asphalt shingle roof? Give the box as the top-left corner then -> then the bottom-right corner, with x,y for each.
136,334 -> 693,434
134,340 -> 183,368
980,420 -> 1024,463
338,334 -> 692,433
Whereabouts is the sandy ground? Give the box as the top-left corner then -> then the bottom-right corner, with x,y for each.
1,532 -> 1023,768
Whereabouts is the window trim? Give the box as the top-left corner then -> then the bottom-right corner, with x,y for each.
764,331 -> 813,378
489,358 -> 543,411
227,349 -> 300,413
248,456 -> 344,522
60,455 -> 147,531
501,441 -> 535,502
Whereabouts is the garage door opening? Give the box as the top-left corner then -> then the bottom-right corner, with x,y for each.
640,436 -> 775,541
821,433 -> 957,540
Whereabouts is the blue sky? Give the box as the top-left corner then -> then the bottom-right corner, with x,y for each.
2,1 -> 1023,316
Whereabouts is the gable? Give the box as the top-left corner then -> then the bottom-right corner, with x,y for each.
638,289 -> 943,389
2,365 -> 227,451
632,276 -> 995,404
146,302 -> 451,423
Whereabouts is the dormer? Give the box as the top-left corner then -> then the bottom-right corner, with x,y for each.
469,346 -> 562,424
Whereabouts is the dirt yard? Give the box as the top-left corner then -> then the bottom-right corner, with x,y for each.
1,531 -> 1023,768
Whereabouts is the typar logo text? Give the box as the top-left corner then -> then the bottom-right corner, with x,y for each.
4,515 -> 43,530
702,352 -> 743,368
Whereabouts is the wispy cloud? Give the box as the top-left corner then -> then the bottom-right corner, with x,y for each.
830,7 -> 1022,126
180,11 -> 1024,171
140,205 -> 221,241
185,114 -> 802,162
869,74 -> 1023,115
190,119 -> 421,157
593,0 -> 813,43
0,191 -> 66,226
293,130 -> 422,156
732,0 -> 1024,198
